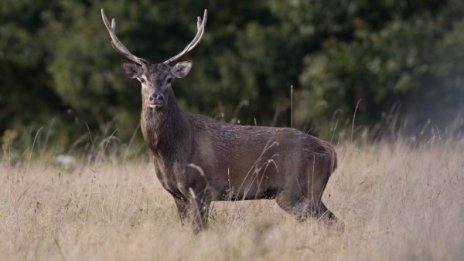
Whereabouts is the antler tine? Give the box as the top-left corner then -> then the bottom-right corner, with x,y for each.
163,9 -> 207,64
101,9 -> 147,66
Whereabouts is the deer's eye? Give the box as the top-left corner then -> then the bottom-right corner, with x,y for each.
140,78 -> 146,84
166,78 -> 172,84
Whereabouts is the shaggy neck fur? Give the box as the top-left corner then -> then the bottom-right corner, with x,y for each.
140,88 -> 190,158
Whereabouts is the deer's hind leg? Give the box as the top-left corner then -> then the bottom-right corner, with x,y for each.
275,192 -> 309,222
275,188 -> 337,222
275,195 -> 337,222
300,157 -> 338,222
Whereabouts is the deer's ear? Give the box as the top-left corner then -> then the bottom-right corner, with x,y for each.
171,61 -> 192,78
121,62 -> 142,79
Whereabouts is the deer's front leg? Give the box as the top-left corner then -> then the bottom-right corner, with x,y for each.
186,188 -> 211,233
174,197 -> 189,224
175,163 -> 212,233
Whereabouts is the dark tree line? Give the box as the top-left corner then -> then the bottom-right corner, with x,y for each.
1,0 -> 463,155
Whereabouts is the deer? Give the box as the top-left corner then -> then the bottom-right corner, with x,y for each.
101,9 -> 339,233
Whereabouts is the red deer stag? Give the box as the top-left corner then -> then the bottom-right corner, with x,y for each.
101,9 -> 338,233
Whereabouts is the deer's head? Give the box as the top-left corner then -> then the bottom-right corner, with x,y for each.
101,9 -> 207,109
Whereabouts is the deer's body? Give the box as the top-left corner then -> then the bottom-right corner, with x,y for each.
102,9 -> 338,232
145,108 -> 337,202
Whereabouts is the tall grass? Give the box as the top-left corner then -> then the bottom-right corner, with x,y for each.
0,137 -> 462,260
0,119 -> 147,167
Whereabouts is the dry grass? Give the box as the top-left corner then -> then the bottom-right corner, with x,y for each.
1,140 -> 463,260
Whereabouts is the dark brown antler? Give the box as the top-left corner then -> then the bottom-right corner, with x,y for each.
163,9 -> 207,64
101,9 -> 147,66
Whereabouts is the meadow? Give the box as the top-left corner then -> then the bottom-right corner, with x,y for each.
1,139 -> 463,260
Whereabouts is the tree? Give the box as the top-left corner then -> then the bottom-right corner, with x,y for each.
1,0 -> 464,156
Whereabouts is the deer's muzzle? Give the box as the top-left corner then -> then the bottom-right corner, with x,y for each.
148,93 -> 165,108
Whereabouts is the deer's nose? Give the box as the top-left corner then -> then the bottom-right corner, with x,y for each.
149,93 -> 164,105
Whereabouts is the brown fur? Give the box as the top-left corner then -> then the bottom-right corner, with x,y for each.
135,64 -> 338,233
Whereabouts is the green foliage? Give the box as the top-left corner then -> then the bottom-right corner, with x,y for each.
1,0 -> 464,156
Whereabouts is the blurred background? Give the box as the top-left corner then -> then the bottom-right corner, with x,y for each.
1,0 -> 464,159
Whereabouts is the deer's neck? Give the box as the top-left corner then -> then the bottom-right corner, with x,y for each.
140,93 -> 190,158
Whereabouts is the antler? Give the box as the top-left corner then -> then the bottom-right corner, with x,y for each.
163,9 -> 207,64
101,9 -> 147,66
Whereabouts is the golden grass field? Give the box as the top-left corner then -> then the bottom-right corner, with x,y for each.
1,140 -> 463,260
